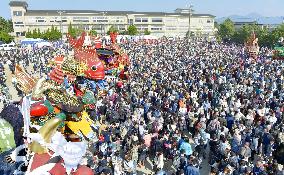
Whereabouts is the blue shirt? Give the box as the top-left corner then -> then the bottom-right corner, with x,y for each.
184,165 -> 200,175
179,142 -> 193,156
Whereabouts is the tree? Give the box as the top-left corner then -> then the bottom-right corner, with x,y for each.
107,25 -> 119,35
269,24 -> 284,47
127,25 -> 138,35
120,30 -> 129,35
231,25 -> 254,44
0,17 -> 13,33
144,29 -> 151,35
218,19 -> 235,41
43,28 -> 50,40
32,28 -> 38,38
25,29 -> 32,38
68,23 -> 85,37
48,25 -> 62,40
37,28 -> 42,38
68,22 -> 77,38
89,29 -> 97,36
0,31 -> 13,43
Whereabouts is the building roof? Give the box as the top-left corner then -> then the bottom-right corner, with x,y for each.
9,1 -> 28,7
25,10 -> 215,18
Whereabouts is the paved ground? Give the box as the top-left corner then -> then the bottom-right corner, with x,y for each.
0,63 -> 211,175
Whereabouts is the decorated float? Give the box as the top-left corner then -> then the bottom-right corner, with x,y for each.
0,31 -> 130,174
244,31 -> 260,59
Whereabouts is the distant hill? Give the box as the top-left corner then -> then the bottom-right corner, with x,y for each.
216,13 -> 284,25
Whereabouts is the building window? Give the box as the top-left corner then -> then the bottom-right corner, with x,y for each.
135,18 -> 141,22
96,20 -> 108,23
152,18 -> 163,22
13,11 -> 22,16
73,17 -> 89,23
93,16 -> 107,19
207,19 -> 212,23
37,20 -> 45,23
151,27 -> 162,31
142,18 -> 148,22
15,25 -> 24,27
73,20 -> 89,22
14,22 -> 23,24
14,21 -> 24,27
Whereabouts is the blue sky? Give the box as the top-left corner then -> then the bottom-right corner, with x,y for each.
1,0 -> 284,19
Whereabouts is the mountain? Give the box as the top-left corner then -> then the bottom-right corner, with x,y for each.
216,13 -> 284,25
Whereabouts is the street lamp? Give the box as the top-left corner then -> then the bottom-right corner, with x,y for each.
57,10 -> 65,40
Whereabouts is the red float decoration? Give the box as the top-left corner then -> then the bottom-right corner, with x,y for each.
30,102 -> 49,117
84,58 -> 105,80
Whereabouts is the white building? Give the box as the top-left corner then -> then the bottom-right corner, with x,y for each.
10,1 -> 215,39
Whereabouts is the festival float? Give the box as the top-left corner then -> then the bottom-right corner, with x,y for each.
244,31 -> 260,60
0,31 -> 130,174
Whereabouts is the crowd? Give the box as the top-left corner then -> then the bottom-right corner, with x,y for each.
1,37 -> 284,175
118,39 -> 284,175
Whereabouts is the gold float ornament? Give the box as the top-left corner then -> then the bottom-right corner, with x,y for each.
61,58 -> 78,75
77,61 -> 88,76
15,64 -> 37,94
32,78 -> 61,99
61,57 -> 89,76
45,89 -> 83,113
66,111 -> 95,139
29,117 -> 62,154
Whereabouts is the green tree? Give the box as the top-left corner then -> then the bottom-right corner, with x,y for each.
32,28 -> 38,38
0,31 -> 13,43
0,17 -> 15,43
25,29 -> 32,38
37,28 -> 42,38
0,17 -> 13,33
218,19 -> 235,41
49,25 -> 62,40
144,29 -> 151,35
269,24 -> 284,47
107,25 -> 119,35
43,28 -> 50,40
231,25 -> 253,44
68,22 -> 77,38
127,25 -> 138,35
7,19 -> 13,32
89,29 -> 97,36
255,26 -> 272,47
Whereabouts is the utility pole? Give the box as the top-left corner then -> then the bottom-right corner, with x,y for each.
186,4 -> 193,40
101,12 -> 107,36
57,11 -> 65,40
